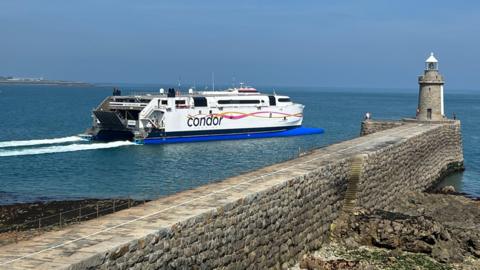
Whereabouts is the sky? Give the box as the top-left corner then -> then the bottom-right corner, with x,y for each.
1,1 -> 480,89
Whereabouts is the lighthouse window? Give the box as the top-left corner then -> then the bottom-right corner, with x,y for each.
278,98 -> 291,102
218,100 -> 260,105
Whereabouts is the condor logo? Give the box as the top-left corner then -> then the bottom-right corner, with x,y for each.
187,116 -> 223,127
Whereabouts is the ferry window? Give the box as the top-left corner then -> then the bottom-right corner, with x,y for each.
218,100 -> 229,104
268,96 -> 276,106
193,97 -> 208,107
175,100 -> 186,105
218,100 -> 260,105
161,100 -> 167,105
278,98 -> 291,102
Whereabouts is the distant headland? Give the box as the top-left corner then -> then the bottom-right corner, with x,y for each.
0,76 -> 92,86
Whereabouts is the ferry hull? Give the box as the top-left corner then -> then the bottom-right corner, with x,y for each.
92,129 -> 134,142
138,126 -> 324,145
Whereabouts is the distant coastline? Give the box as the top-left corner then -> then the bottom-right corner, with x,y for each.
0,76 -> 92,87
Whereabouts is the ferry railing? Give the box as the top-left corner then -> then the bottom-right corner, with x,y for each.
128,92 -> 163,96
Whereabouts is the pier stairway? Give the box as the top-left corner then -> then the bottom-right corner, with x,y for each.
342,154 -> 364,213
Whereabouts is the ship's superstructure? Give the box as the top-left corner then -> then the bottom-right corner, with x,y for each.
86,86 -> 313,144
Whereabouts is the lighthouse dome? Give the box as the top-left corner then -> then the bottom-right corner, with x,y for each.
426,52 -> 438,63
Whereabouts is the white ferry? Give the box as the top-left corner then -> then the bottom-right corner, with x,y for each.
86,85 -> 323,144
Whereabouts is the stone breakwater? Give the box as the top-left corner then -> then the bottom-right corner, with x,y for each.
360,119 -> 404,136
0,122 -> 463,269
357,120 -> 464,209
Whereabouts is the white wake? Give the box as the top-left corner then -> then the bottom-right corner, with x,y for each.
0,136 -> 86,148
0,141 -> 135,157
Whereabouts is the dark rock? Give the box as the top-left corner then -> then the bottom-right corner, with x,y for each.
467,238 -> 480,258
329,191 -> 480,267
432,245 -> 452,263
405,240 -> 432,254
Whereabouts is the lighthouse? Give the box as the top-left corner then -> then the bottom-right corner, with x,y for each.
417,53 -> 445,121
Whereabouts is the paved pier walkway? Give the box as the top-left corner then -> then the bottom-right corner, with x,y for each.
0,123 -> 439,269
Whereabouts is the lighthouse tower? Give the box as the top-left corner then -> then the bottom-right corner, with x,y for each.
417,53 -> 445,121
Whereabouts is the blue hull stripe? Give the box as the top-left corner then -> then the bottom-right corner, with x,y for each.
149,126 -> 298,137
139,126 -> 324,145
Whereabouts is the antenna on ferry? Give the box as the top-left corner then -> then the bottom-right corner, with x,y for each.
177,76 -> 182,90
211,72 -> 215,91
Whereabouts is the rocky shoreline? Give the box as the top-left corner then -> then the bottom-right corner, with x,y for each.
294,188 -> 480,270
0,198 -> 146,246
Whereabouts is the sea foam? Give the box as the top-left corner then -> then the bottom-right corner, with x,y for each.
0,141 -> 134,157
0,136 -> 86,148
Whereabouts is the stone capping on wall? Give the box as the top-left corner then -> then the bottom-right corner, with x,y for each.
402,118 -> 459,124
361,118 -> 461,136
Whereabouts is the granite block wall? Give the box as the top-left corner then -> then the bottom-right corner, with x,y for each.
360,120 -> 405,136
83,163 -> 350,270
73,122 -> 463,270
357,122 -> 464,210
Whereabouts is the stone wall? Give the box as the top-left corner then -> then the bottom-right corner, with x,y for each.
75,123 -> 463,270
360,120 -> 405,136
357,121 -> 464,210
81,162 -> 352,270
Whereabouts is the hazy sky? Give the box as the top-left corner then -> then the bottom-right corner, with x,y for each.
1,1 -> 479,89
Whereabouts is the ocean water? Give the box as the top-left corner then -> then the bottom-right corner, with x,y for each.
0,85 -> 478,204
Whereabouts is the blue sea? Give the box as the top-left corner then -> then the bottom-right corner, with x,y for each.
0,85 -> 478,204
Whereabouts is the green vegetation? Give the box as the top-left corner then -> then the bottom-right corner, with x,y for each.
330,246 -> 452,270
